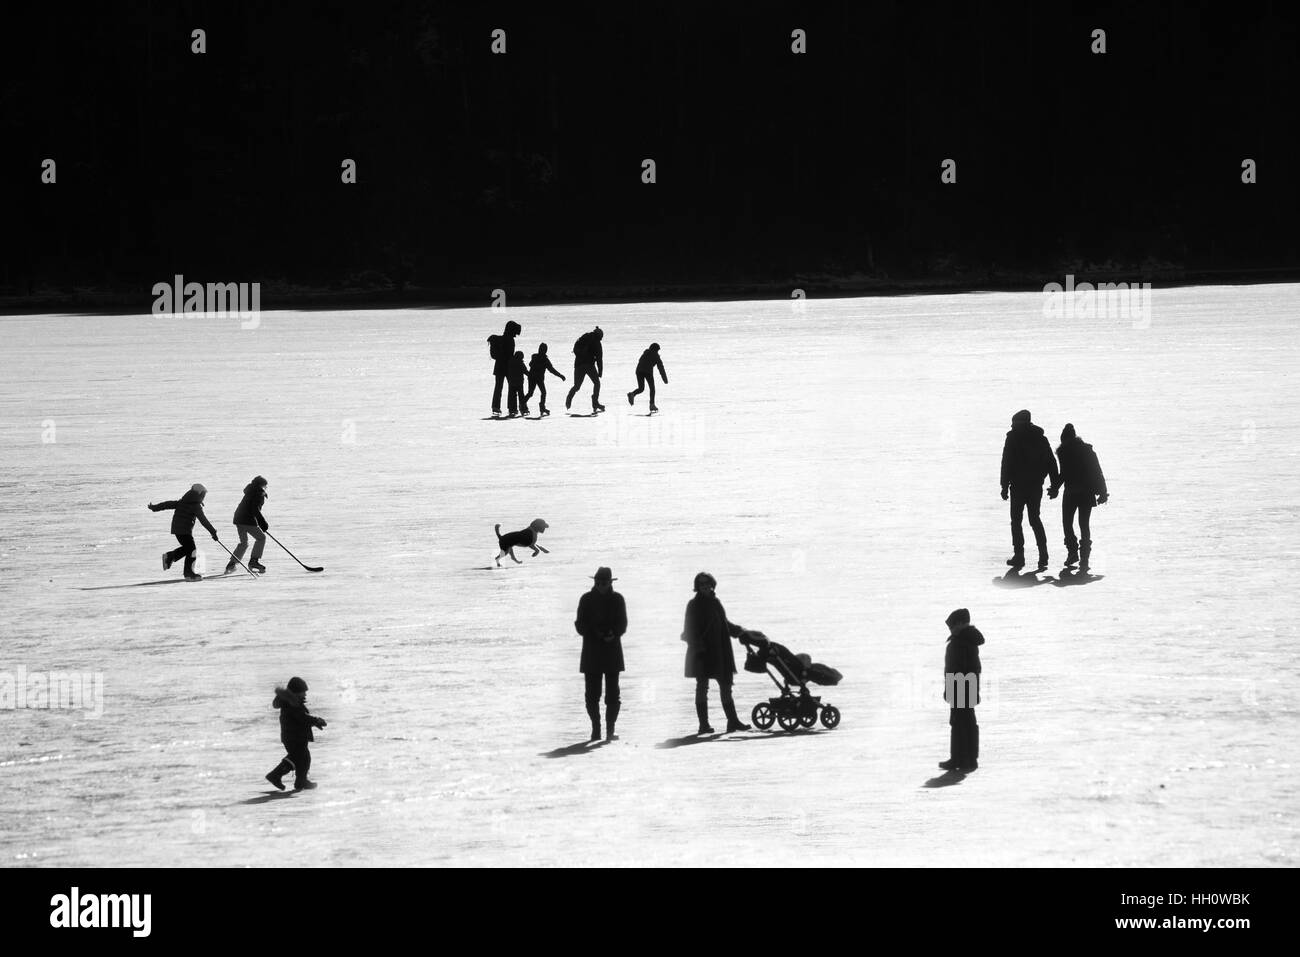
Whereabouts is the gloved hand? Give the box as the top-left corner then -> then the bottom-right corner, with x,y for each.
210,531 -> 219,541
260,520 -> 269,531
1000,487 -> 1009,501
314,717 -> 328,729
1097,492 -> 1109,505
1048,486 -> 1059,500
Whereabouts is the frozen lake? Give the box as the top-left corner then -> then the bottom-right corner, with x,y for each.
1,285 -> 1297,866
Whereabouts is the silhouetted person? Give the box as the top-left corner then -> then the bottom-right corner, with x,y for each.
1000,409 -> 1060,568
148,483 -> 218,580
565,326 -> 605,412
939,608 -> 983,772
681,572 -> 751,734
265,676 -> 327,791
525,342 -> 565,417
1052,423 -> 1109,571
487,319 -> 522,416
226,475 -> 269,574
575,567 -> 627,741
508,350 -> 528,417
626,343 -> 668,411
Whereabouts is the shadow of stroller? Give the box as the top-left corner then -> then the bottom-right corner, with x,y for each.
541,740 -> 609,758
922,770 -> 968,788
992,568 -> 1054,589
236,791 -> 299,805
1051,569 -> 1104,587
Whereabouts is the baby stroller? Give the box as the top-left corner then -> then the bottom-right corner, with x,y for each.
739,630 -> 842,731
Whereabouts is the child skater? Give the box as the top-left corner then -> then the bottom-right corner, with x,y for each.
266,676 -> 327,791
148,483 -> 219,580
627,342 -> 668,412
525,342 -> 566,417
226,475 -> 269,574
508,350 -> 529,418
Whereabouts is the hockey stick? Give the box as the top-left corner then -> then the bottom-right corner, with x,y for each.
265,530 -> 324,572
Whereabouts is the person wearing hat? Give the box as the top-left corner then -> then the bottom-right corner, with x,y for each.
574,567 -> 627,741
226,475 -> 270,574
487,319 -> 523,417
626,342 -> 668,412
681,572 -> 751,734
148,483 -> 219,581
999,409 -> 1061,569
1051,423 -> 1109,570
266,676 -> 327,791
565,326 -> 605,413
940,608 -> 984,772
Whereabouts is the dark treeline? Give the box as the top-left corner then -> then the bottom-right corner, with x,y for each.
3,1 -> 1298,300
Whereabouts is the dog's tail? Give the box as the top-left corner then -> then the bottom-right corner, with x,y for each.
494,523 -> 502,543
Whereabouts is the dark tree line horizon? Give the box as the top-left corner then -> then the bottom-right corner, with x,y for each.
3,1 -> 1298,299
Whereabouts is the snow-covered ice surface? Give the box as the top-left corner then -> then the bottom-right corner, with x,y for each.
1,286 -> 1297,867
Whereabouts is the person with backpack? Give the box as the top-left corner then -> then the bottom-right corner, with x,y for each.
999,409 -> 1061,569
486,319 -> 522,417
1051,423 -> 1110,571
565,326 -> 605,413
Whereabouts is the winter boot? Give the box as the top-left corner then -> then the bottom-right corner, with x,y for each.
293,779 -> 317,791
594,402 -> 606,413
627,391 -> 635,405
1006,553 -> 1025,568
1064,545 -> 1079,567
163,552 -> 173,571
590,721 -> 602,742
265,758 -> 293,790
1079,540 -> 1092,572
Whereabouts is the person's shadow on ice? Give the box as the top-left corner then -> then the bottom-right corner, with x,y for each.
992,568 -> 1054,589
542,740 -> 610,758
922,770 -> 968,788
1051,569 -> 1103,587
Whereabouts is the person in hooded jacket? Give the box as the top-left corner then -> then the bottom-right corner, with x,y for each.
574,567 -> 628,742
226,475 -> 269,574
626,342 -> 668,411
565,326 -> 605,412
999,409 -> 1061,569
940,607 -> 984,772
1051,423 -> 1109,570
487,319 -> 523,416
681,572 -> 751,734
524,342 -> 565,417
148,483 -> 218,580
266,676 -> 327,791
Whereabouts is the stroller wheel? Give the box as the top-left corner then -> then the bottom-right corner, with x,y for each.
820,705 -> 841,730
799,712 -> 817,728
752,702 -> 775,730
777,713 -> 802,732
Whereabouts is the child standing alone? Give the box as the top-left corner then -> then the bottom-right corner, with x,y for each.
266,676 -> 327,791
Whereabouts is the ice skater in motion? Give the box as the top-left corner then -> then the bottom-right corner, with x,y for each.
225,475 -> 269,574
575,567 -> 627,742
939,608 -> 983,773
148,483 -> 218,580
494,519 -> 550,566
524,342 -> 565,417
1051,423 -> 1109,571
508,350 -> 529,417
626,342 -> 668,412
265,676 -> 327,791
487,319 -> 522,416
565,326 -> 605,413
681,572 -> 751,734
1000,409 -> 1061,569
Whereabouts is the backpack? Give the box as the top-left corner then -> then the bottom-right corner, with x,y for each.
488,335 -> 503,361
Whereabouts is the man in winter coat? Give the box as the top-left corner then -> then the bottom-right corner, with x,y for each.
226,475 -> 269,574
940,608 -> 984,772
565,326 -> 605,412
266,676 -> 327,791
148,483 -> 218,580
487,319 -> 523,416
681,572 -> 751,734
1051,423 -> 1109,571
626,342 -> 668,411
1000,409 -> 1061,569
574,567 -> 628,741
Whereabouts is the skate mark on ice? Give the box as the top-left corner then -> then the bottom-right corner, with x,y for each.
541,740 -> 611,758
922,770 -> 968,788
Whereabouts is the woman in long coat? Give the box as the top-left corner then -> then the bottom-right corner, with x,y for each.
681,572 -> 750,734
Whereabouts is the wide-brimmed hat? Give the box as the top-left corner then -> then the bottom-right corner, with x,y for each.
591,567 -> 617,582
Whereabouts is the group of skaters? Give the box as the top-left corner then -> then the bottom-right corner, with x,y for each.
1000,409 -> 1109,572
487,320 -> 668,417
147,476 -> 270,580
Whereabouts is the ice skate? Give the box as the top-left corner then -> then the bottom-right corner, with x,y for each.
224,560 -> 238,575
627,391 -> 635,405
1006,553 -> 1025,568
162,552 -> 173,571
249,560 -> 266,573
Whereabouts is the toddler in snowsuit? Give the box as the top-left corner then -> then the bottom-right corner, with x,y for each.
508,351 -> 529,417
266,676 -> 327,791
